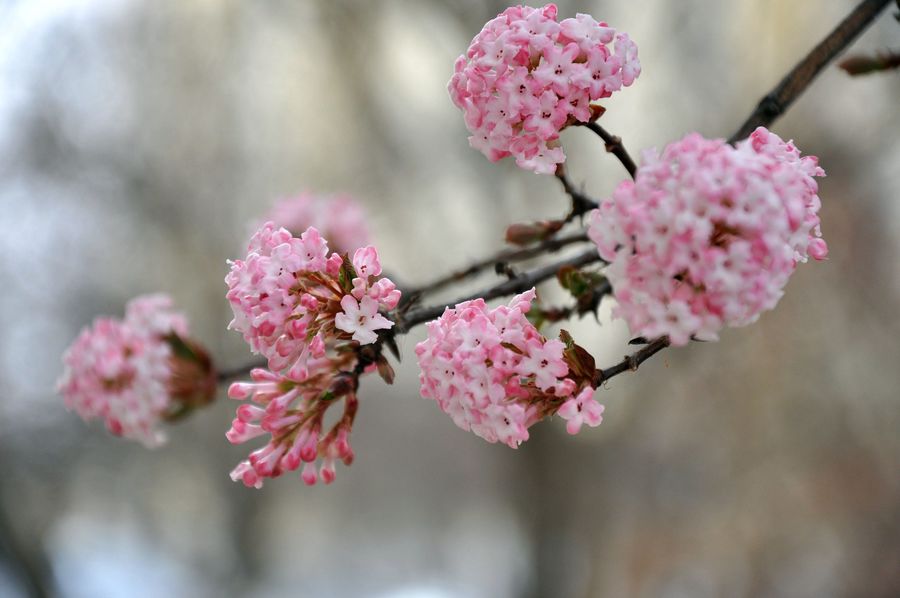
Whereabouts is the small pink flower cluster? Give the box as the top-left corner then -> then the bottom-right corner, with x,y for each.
263,192 -> 371,255
227,363 -> 359,489
449,3 -> 640,174
57,295 -> 190,447
226,223 -> 398,378
415,289 -> 603,447
225,223 -> 400,487
588,127 -> 828,346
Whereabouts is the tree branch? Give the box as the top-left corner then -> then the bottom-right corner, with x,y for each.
594,337 -> 670,386
217,361 -> 266,383
728,0 -> 893,143
580,121 -> 638,178
403,230 -> 590,299
396,247 -> 604,332
555,167 -> 599,222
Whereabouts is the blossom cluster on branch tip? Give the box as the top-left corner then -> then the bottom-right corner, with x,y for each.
415,289 -> 603,447
225,223 -> 400,487
587,127 -> 828,346
449,3 -> 639,174
57,294 -> 216,447
225,223 -> 399,379
263,192 -> 371,255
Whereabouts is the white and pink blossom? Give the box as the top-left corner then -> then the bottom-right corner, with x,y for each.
57,294 -> 213,447
335,295 -> 393,345
263,192 -> 371,254
225,224 -> 398,378
557,387 -> 604,435
588,127 -> 828,345
226,225 -> 400,488
415,289 -> 603,447
449,4 -> 640,174
226,365 -> 358,489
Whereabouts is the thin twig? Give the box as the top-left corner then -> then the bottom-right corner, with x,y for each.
538,278 -> 613,323
594,337 -> 670,386
581,121 -> 638,178
728,0 -> 893,143
404,230 -> 590,299
397,248 -> 603,332
216,361 -> 266,382
555,167 -> 599,222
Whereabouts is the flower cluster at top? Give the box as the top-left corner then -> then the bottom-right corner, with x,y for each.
225,223 -> 400,487
449,3 -> 640,174
57,295 -> 215,447
263,192 -> 371,255
588,127 -> 828,346
415,289 -> 603,447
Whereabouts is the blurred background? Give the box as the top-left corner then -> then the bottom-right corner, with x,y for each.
1,1 -> 899,596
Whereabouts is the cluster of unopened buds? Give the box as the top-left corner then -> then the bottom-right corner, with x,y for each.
449,3 -> 640,173
224,222 -> 400,487
57,294 -> 216,447
263,191 -> 371,254
588,127 -> 827,345
416,289 -> 604,447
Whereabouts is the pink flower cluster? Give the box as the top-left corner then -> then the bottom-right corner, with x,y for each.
263,192 -> 371,254
225,223 -> 400,487
415,289 -> 603,447
588,127 -> 828,346
227,363 -> 359,489
57,295 -> 190,447
226,223 -> 399,378
449,3 -> 640,174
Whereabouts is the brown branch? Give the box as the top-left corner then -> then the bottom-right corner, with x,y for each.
404,230 -> 590,299
216,361 -> 266,382
729,0 -> 893,143
580,121 -> 638,178
537,278 -> 613,323
594,337 -> 670,386
396,247 -> 603,332
555,167 -> 599,222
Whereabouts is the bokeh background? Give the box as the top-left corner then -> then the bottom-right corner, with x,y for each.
2,1 -> 899,596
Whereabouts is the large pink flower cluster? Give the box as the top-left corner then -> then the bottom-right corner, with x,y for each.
57,295 -> 192,447
449,3 -> 640,174
588,127 -> 828,346
226,223 -> 400,487
415,289 -> 603,447
263,192 -> 371,255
